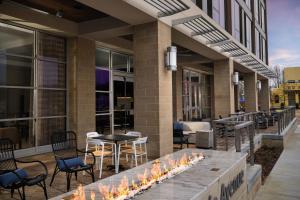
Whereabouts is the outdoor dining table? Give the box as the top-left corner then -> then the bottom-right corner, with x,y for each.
92,134 -> 138,173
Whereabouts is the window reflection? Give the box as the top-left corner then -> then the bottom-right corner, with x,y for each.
0,23 -> 33,57
0,55 -> 33,86
0,120 -> 34,149
0,88 -> 33,119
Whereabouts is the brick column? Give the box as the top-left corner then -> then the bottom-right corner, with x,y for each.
133,21 -> 173,158
258,79 -> 270,112
67,37 -> 96,148
244,72 -> 258,112
213,59 -> 235,118
174,66 -> 183,121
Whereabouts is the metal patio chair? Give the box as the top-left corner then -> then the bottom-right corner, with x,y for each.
50,131 -> 95,191
0,138 -> 48,200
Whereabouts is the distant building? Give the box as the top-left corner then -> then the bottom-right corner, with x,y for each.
271,67 -> 300,107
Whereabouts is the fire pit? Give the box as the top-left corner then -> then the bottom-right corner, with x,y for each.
52,149 -> 247,200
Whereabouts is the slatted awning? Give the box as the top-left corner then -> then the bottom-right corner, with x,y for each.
125,0 -> 276,78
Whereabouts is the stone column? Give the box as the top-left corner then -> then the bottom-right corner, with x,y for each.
67,37 -> 96,148
133,21 -> 173,158
213,59 -> 235,118
258,79 -> 270,112
244,72 -> 258,112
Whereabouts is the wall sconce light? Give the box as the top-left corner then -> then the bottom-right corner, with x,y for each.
165,46 -> 177,71
232,72 -> 239,85
56,10 -> 64,18
257,80 -> 262,91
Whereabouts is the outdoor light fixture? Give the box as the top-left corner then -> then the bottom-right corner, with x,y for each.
56,10 -> 63,18
257,80 -> 262,91
232,72 -> 239,85
165,46 -> 177,71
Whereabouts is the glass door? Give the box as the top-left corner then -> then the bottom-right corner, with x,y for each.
182,69 -> 211,121
113,75 -> 134,134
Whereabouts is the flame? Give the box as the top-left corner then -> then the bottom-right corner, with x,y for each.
137,169 -> 149,186
90,192 -> 95,200
67,152 -> 204,200
117,176 -> 129,196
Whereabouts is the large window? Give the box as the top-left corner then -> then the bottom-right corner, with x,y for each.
232,0 -> 241,41
212,0 -> 225,28
0,23 -> 66,151
95,48 -> 133,135
245,16 -> 252,51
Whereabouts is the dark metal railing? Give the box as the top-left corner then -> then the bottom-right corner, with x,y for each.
275,106 -> 296,135
212,112 -> 260,151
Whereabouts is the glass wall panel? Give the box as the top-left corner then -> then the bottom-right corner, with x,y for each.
37,61 -> 66,88
38,33 -> 66,62
37,90 -> 66,117
96,115 -> 111,134
0,120 -> 34,149
36,117 -> 66,146
96,92 -> 110,114
112,53 -> 128,72
0,88 -> 33,119
0,23 -> 33,57
96,49 -> 110,68
212,0 -> 225,28
0,23 -> 67,154
246,16 -> 252,51
232,1 -> 241,41
129,56 -> 134,73
0,55 -> 33,86
96,69 -> 110,91
255,29 -> 260,57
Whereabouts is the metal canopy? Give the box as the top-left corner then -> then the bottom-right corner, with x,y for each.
144,0 -> 189,17
139,0 -> 276,78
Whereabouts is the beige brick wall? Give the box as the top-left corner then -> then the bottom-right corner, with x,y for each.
67,37 -> 96,149
213,59 -> 235,118
133,21 -> 173,158
244,72 -> 258,112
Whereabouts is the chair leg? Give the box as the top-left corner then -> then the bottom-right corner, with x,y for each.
11,188 -> 14,198
75,172 -> 78,180
66,173 -> 72,191
42,180 -> 48,200
50,165 -> 58,186
134,154 -> 138,167
99,154 -> 104,179
91,167 -> 95,182
20,186 -> 26,200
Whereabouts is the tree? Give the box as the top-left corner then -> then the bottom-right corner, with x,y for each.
271,65 -> 283,88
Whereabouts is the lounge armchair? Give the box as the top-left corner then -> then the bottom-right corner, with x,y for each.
0,138 -> 48,200
50,131 -> 95,191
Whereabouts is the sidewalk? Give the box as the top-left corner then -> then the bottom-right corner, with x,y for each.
255,118 -> 300,199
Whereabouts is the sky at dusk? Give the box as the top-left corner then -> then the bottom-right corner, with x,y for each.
267,0 -> 300,68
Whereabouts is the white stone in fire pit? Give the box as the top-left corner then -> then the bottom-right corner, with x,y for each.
52,149 -> 247,200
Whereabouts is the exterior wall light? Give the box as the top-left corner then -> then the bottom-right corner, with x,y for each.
257,80 -> 262,91
232,72 -> 239,85
165,46 -> 177,71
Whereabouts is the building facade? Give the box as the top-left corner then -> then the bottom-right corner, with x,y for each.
272,67 -> 300,108
0,0 -> 274,158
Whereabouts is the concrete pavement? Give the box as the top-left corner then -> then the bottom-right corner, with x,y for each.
255,123 -> 300,200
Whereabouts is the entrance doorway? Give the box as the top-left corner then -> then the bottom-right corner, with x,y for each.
182,69 -> 211,121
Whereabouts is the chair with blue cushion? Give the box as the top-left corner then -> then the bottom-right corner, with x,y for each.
50,131 -> 95,191
0,138 -> 48,200
173,122 -> 189,149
